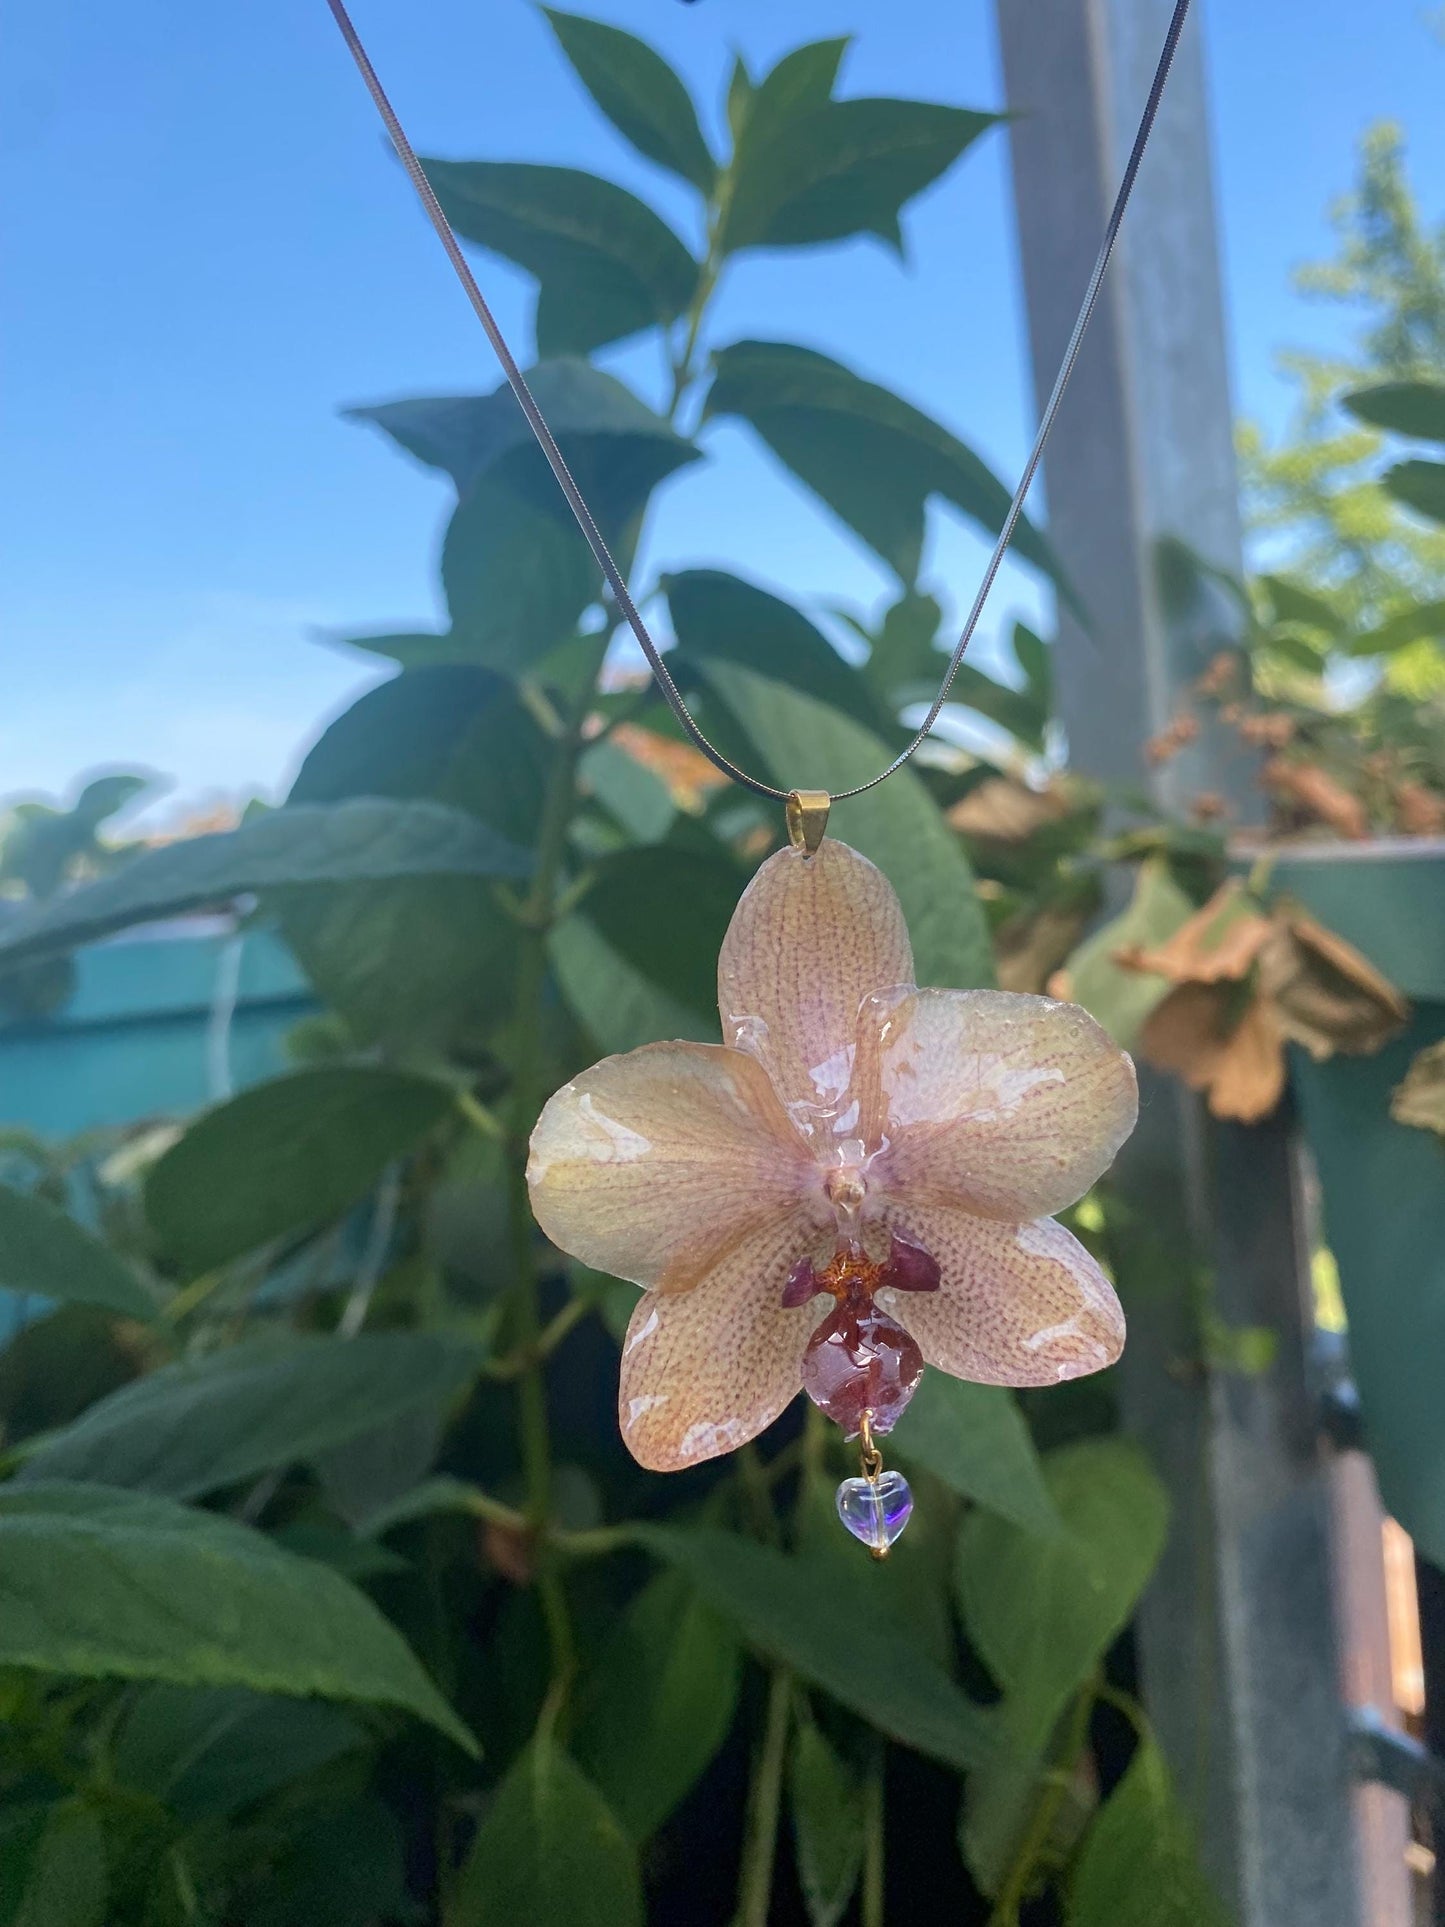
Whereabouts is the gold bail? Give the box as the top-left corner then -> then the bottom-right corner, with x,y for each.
785,789 -> 831,856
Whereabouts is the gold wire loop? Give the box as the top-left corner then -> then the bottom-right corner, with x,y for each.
785,790 -> 831,857
858,1410 -> 884,1482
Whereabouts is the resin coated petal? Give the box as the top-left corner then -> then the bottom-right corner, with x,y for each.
876,1209 -> 1124,1387
527,1042 -> 816,1293
858,988 -> 1137,1221
618,1216 -> 821,1470
717,840 -> 913,1142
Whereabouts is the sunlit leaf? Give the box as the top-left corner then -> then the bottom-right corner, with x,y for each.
891,1373 -> 1059,1536
1068,1737 -> 1229,1927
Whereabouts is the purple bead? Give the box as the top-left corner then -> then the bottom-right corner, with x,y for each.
835,1469 -> 913,1553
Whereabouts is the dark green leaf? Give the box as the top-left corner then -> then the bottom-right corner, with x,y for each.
0,800 -> 532,970
1068,1737 -> 1229,1927
18,1331 -> 482,1500
3,1800 -> 106,1927
144,1067 -> 452,1275
848,588 -> 945,707
282,666 -> 547,1052
891,1373 -> 1059,1536
454,1735 -> 642,1927
956,1440 -> 1167,1894
573,1570 -> 741,1842
543,9 -> 715,191
244,1796 -> 406,1927
1012,621 -> 1051,706
1383,457 -> 1445,524
578,739 -> 676,844
724,92 -> 997,255
0,1482 -> 475,1751
665,569 -> 887,731
642,1525 -> 993,1770
957,1438 -> 1168,1739
706,340 -> 1069,594
1341,379 -> 1445,443
698,662 -> 993,990
0,1185 -> 158,1322
1348,598 -> 1445,656
790,1721 -> 865,1927
421,161 -> 698,355
112,1685 -> 364,1821
1259,573 -> 1345,636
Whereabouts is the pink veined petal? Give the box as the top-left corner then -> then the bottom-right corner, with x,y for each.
527,1042 -> 820,1293
617,1215 -> 822,1470
875,1207 -> 1124,1388
857,988 -> 1138,1221
717,840 -> 914,1145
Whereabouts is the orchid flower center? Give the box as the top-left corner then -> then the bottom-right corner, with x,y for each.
783,1229 -> 940,1439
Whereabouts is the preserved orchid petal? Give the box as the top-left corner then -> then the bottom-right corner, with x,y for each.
717,841 -> 912,1138
528,1041 -> 820,1293
617,1215 -> 819,1471
853,988 -> 1138,1221
876,1209 -> 1124,1387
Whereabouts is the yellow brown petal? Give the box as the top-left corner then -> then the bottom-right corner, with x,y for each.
855,988 -> 1137,1221
717,839 -> 913,1137
875,1209 -> 1124,1387
617,1216 -> 820,1470
527,1041 -> 820,1293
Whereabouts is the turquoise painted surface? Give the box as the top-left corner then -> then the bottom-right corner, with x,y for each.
0,924 -> 315,1339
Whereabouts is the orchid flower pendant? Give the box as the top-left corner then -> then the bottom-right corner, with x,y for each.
527,837 -> 1137,1553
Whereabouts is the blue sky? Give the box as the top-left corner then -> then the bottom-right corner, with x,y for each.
2,0 -> 1443,822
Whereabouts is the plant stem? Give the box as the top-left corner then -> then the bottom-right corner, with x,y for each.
988,1680 -> 1098,1927
502,665 -> 601,1699
736,1667 -> 793,1927
862,1747 -> 886,1927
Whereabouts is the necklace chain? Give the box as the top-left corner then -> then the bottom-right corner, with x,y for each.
325,0 -> 1192,808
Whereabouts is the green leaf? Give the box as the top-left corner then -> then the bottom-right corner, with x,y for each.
3,1800 -> 106,1927
144,1067 -> 453,1275
1060,856 -> 1195,1050
112,1684 -> 365,1821
246,1796 -> 407,1927
957,1438 -> 1168,1740
578,739 -> 676,844
698,661 -> 993,990
543,10 -> 715,192
706,340 -> 1069,594
790,1721 -> 865,1927
352,365 -> 697,667
572,1570 -> 741,1842
0,1185 -> 158,1322
890,1373 -> 1059,1537
0,799 -> 532,970
1383,457 -> 1445,524
17,1331 -> 482,1500
1068,1737 -> 1229,1927
720,39 -> 994,254
956,1440 -> 1167,1894
0,1482 -> 475,1752
1259,573 -> 1345,636
454,1735 -> 642,1927
281,667 -> 547,1051
1341,379 -> 1445,443
642,1525 -> 993,1770
665,569 -> 888,732
1348,597 -> 1445,657
421,161 -> 698,355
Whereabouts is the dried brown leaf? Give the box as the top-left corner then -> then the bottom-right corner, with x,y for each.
947,777 -> 1073,843
1115,880 -> 1272,985
1139,982 -> 1287,1122
1391,1040 -> 1445,1139
994,903 -> 1090,995
1260,757 -> 1369,840
1261,907 -> 1410,1060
